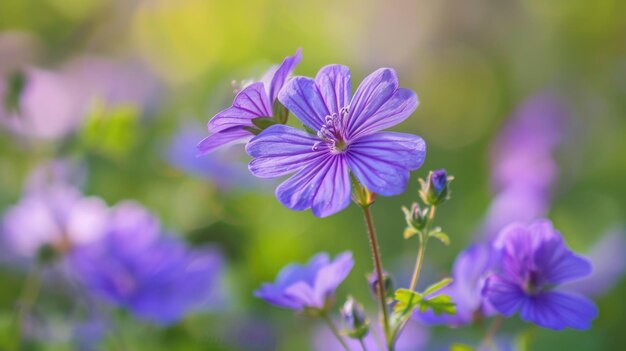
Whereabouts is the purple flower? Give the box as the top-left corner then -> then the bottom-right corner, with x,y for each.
490,92 -> 567,193
197,49 -> 302,155
482,220 -> 598,330
564,228 -> 626,297
246,65 -> 425,217
416,243 -> 496,326
69,201 -> 225,325
254,252 -> 354,310
0,68 -> 87,140
2,184 -> 108,258
166,122 -> 264,190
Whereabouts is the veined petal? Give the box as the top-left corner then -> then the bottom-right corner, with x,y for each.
268,48 -> 302,102
197,127 -> 251,156
346,132 -> 426,196
519,291 -> 598,330
483,275 -> 526,317
207,82 -> 272,133
315,64 -> 351,115
533,238 -> 592,285
275,155 -> 351,218
346,68 -> 418,138
278,76 -> 330,131
246,125 -> 325,178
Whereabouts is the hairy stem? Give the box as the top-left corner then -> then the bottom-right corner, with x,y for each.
321,313 -> 351,351
479,315 -> 505,351
361,206 -> 392,350
408,206 -> 436,291
14,266 -> 41,351
359,338 -> 369,351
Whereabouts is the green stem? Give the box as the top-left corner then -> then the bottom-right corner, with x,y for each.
14,266 -> 41,351
392,206 -> 437,342
409,206 -> 436,291
361,206 -> 392,351
359,338 -> 369,351
479,315 -> 504,351
321,313 -> 351,351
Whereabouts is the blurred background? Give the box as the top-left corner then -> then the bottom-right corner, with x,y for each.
0,0 -> 625,350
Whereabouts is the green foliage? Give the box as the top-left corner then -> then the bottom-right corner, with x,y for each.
80,103 -> 139,158
429,227 -> 450,245
450,343 -> 475,351
423,277 -> 453,296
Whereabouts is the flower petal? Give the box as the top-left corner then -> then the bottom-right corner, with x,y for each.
275,155 -> 351,217
246,125 -> 325,178
346,132 -> 426,196
519,291 -> 598,330
197,127 -> 251,156
207,82 -> 272,133
346,68 -> 418,138
533,237 -> 592,285
483,275 -> 526,317
268,48 -> 302,102
315,64 -> 351,115
313,251 -> 354,299
278,76 -> 330,131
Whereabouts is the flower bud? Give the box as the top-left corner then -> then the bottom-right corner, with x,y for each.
419,169 -> 453,206
367,271 -> 394,299
341,296 -> 369,339
403,203 -> 428,231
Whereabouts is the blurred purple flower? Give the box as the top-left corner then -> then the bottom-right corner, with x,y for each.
2,184 -> 108,258
313,319 -> 429,351
247,65 -> 425,217
62,55 -> 161,112
254,251 -> 354,310
564,228 -> 626,297
197,49 -> 302,155
416,243 -> 496,326
490,92 -> 567,193
69,201 -> 225,325
480,92 -> 568,239
0,68 -> 87,140
165,122 -> 263,190
483,220 -> 598,330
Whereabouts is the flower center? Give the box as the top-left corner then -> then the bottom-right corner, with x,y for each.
313,107 -> 350,153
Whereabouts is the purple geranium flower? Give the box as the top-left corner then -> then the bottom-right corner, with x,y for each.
70,201 -> 225,325
197,49 -> 302,155
416,243 -> 496,326
483,220 -> 598,330
246,65 -> 425,217
254,251 -> 354,310
1,184 -> 108,258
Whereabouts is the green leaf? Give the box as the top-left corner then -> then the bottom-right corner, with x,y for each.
80,102 -> 139,158
423,277 -> 453,296
429,227 -> 450,245
251,117 -> 276,130
419,294 -> 456,315
450,343 -> 475,351
403,228 -> 418,239
272,100 -> 289,124
393,289 -> 422,316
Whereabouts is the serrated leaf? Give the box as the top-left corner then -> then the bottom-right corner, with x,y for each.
393,289 -> 422,316
423,277 -> 453,296
429,229 -> 450,245
419,294 -> 456,315
251,117 -> 276,130
450,343 -> 474,351
272,100 -> 289,124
